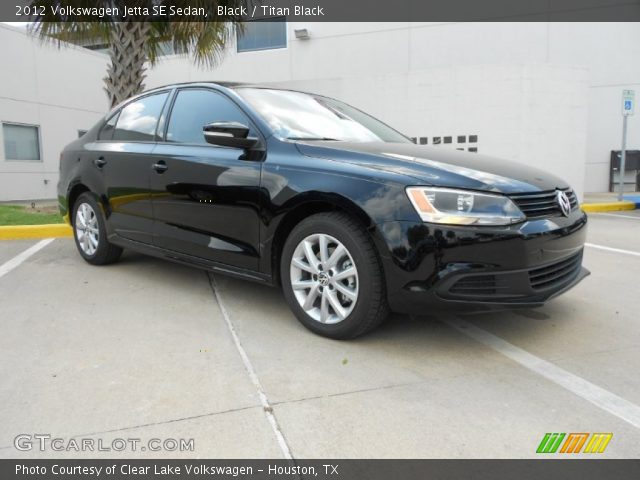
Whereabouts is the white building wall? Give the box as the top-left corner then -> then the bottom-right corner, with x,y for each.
547,23 -> 640,192
0,24 -> 108,201
0,22 -> 637,201
264,65 -> 589,200
147,22 -> 640,195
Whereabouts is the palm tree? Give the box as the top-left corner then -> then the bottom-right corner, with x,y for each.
29,1 -> 244,107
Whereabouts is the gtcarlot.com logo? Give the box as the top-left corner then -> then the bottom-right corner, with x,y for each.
14,434 -> 195,453
536,432 -> 612,454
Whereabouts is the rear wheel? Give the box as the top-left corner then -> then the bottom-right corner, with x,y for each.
72,192 -> 122,265
281,212 -> 388,339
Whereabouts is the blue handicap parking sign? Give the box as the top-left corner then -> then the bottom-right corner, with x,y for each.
624,100 -> 632,110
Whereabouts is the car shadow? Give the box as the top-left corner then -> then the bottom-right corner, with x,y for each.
109,250 -> 568,352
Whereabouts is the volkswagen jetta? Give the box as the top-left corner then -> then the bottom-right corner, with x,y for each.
58,82 -> 589,339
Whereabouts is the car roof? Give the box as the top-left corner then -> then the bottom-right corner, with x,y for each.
142,81 -> 324,97
146,81 -> 275,91
106,81 -> 319,119
107,81 -> 271,112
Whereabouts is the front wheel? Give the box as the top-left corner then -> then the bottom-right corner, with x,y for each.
281,212 -> 389,339
72,192 -> 123,265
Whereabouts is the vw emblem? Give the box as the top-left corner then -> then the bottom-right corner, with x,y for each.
556,190 -> 571,217
318,272 -> 330,287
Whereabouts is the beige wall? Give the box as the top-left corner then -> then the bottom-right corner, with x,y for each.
147,22 -> 640,194
1,22 -> 638,200
0,24 -> 108,201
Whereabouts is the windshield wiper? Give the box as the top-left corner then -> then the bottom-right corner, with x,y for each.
285,136 -> 340,141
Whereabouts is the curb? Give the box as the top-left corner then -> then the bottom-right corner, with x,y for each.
0,224 -> 73,240
581,201 -> 636,213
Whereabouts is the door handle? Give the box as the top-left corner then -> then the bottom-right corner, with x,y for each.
152,161 -> 168,174
93,157 -> 107,168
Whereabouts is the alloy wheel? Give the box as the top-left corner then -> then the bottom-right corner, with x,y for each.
75,202 -> 99,256
289,233 -> 359,324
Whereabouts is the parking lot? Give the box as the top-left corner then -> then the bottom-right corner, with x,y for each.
1,211 -> 639,459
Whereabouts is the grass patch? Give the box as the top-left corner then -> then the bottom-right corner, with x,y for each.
0,204 -> 64,226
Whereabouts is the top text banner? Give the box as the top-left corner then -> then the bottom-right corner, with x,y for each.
5,0 -> 640,22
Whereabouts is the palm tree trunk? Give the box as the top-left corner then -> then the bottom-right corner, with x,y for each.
103,21 -> 152,108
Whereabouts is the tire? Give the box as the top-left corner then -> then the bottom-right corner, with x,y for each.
281,212 -> 389,339
72,192 -> 123,265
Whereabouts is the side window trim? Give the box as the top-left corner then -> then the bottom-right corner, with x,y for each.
97,111 -> 120,142
160,88 -> 179,142
161,87 -> 264,147
156,88 -> 177,142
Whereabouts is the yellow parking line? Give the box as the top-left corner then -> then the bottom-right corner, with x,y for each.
0,224 -> 72,240
581,201 -> 635,212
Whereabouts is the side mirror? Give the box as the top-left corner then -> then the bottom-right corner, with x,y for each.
203,122 -> 259,149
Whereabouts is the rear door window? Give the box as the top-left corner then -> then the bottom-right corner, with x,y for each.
112,92 -> 169,142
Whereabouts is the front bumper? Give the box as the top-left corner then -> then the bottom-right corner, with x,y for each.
375,210 -> 589,314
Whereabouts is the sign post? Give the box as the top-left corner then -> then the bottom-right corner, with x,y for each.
619,90 -> 635,201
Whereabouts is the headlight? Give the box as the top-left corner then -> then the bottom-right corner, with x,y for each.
406,187 -> 525,226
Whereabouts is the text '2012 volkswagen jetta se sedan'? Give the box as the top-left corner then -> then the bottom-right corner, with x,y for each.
58,82 -> 589,339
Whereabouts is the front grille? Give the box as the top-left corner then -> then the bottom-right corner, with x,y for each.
528,252 -> 582,291
509,188 -> 578,219
449,275 -> 498,296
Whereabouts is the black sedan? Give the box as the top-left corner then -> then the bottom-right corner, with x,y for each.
58,82 -> 589,339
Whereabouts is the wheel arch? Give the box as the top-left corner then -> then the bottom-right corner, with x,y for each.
269,193 -> 383,286
67,183 -> 91,225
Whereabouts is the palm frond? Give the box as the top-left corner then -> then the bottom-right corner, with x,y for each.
27,1 -> 114,45
26,0 -> 247,104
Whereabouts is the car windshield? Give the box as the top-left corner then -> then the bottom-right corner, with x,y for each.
235,88 -> 411,143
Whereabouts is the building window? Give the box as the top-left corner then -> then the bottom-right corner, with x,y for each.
156,40 -> 188,56
237,17 -> 286,52
2,123 -> 41,161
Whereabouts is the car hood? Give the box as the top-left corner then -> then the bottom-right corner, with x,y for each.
296,141 -> 570,194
